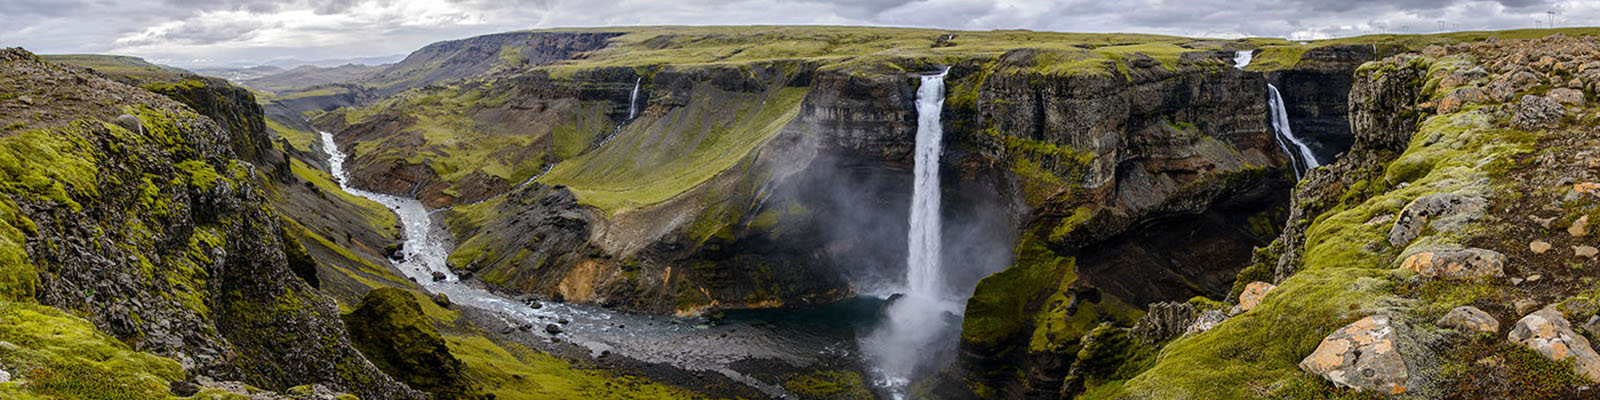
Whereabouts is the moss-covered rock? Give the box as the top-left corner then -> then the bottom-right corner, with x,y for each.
343,288 -> 483,399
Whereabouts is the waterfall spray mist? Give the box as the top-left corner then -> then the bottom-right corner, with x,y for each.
865,68 -> 961,392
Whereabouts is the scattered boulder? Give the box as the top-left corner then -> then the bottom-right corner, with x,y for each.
1550,88 -> 1586,105
1400,248 -> 1505,280
1388,193 -> 1486,246
1531,241 -> 1553,254
1436,306 -> 1500,333
1508,307 -> 1600,381
0,365 -> 9,384
431,271 -> 447,282
1487,70 -> 1540,101
1185,310 -> 1229,335
1578,246 -> 1599,258
1437,87 -> 1486,113
1132,302 -> 1197,344
1512,94 -> 1564,130
545,324 -> 563,335
1299,315 -> 1410,395
1571,215 -> 1590,237
431,293 -> 451,308
1238,282 -> 1276,312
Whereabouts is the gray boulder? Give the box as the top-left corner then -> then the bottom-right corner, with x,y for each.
1400,248 -> 1505,280
1436,306 -> 1499,333
1508,307 -> 1600,381
1299,315 -> 1410,395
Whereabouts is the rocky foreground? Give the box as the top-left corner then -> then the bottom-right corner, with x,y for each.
1005,34 -> 1600,399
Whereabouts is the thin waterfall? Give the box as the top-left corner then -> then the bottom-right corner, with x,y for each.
1233,50 -> 1253,69
866,67 -> 956,394
1267,84 -> 1321,179
596,77 -> 643,148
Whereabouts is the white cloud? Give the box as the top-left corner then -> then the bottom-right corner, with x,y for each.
0,0 -> 1591,67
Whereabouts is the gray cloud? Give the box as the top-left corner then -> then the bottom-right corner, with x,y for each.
0,0 -> 1589,67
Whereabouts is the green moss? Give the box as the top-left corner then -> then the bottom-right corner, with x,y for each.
1244,46 -> 1311,71
782,370 -> 872,400
176,160 -> 225,191
444,335 -> 699,399
343,288 -> 482,399
961,230 -> 1075,348
0,301 -> 186,399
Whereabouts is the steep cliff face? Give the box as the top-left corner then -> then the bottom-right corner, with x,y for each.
921,48 -> 1292,398
0,48 -> 421,399
365,31 -> 622,97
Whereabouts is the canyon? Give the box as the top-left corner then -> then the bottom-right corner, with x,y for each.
3,25 -> 1600,400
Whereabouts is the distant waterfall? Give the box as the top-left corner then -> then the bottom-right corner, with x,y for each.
1267,84 -> 1320,179
1233,50 -> 1253,69
596,77 -> 643,148
866,67 -> 957,394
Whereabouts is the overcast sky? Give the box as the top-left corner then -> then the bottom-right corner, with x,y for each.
0,0 -> 1593,67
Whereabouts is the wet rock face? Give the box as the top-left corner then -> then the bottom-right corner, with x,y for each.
1437,306 -> 1500,333
1508,307 -> 1600,382
1400,248 -> 1506,280
1299,315 -> 1410,395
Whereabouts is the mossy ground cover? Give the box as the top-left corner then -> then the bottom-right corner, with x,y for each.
0,301 -> 186,400
443,335 -> 704,399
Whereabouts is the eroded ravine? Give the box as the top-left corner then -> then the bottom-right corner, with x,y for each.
319,129 -> 874,399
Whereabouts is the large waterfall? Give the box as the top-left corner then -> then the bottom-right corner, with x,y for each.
1266,84 -> 1320,179
866,68 -> 959,393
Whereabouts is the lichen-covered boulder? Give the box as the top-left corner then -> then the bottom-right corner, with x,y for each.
1549,87 -> 1586,105
1512,94 -> 1564,130
1237,282 -> 1275,312
1299,315 -> 1410,395
1387,193 -> 1485,246
1436,306 -> 1499,333
1508,307 -> 1600,381
1400,248 -> 1505,280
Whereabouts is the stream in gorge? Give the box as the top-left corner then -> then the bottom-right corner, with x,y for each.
318,130 -> 889,399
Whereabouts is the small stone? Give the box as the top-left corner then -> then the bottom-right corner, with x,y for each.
1515,299 -> 1541,315
545,324 -> 563,335
1571,216 -> 1590,237
1238,281 -> 1276,312
1533,215 -> 1559,229
1437,306 -> 1500,333
558,317 -> 569,325
1527,274 -> 1543,282
0,366 -> 9,384
1185,310 -> 1229,335
431,271 -> 447,282
1578,246 -> 1599,258
1509,307 -> 1600,381
1400,248 -> 1506,280
1577,182 -> 1600,195
1299,315 -> 1410,394
1512,277 -> 1525,285
517,323 -> 533,332
1532,241 -> 1553,254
